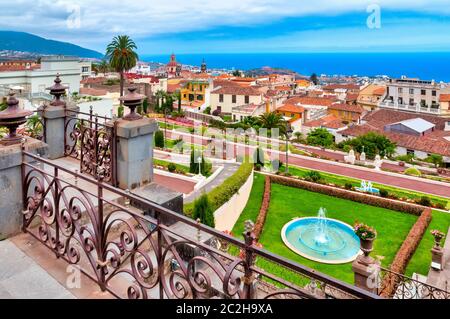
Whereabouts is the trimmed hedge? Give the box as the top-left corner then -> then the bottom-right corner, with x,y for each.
254,176 -> 271,241
184,162 -> 254,217
269,175 -> 425,216
380,208 -> 432,298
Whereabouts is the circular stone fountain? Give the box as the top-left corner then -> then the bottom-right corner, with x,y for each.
281,208 -> 361,264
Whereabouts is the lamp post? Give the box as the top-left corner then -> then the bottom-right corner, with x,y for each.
164,107 -> 168,150
198,156 -> 202,176
285,128 -> 293,174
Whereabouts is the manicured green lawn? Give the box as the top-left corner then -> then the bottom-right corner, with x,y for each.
406,210 -> 450,277
234,179 -> 419,284
232,173 -> 266,236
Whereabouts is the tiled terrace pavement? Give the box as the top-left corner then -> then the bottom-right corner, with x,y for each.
0,239 -> 74,299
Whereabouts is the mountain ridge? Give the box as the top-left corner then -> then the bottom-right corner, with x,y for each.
0,31 -> 103,59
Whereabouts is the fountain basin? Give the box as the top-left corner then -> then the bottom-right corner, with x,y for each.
281,217 -> 361,264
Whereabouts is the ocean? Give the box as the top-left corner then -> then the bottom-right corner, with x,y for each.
141,52 -> 450,82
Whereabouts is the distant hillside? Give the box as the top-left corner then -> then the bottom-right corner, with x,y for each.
0,31 -> 103,59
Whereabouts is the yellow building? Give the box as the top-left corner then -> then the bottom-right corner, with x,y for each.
440,94 -> 450,117
357,84 -> 386,111
181,80 -> 209,103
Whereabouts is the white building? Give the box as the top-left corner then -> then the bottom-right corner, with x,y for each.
0,56 -> 85,98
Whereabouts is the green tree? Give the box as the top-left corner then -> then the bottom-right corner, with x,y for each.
258,112 -> 287,136
142,97 -> 149,114
172,90 -> 182,113
154,130 -> 165,148
190,147 -> 200,174
154,90 -> 166,112
105,35 -> 139,105
310,73 -> 319,85
426,154 -> 443,168
193,194 -> 215,228
307,128 -> 334,147
232,70 -> 241,77
96,59 -> 110,75
339,132 -> 396,159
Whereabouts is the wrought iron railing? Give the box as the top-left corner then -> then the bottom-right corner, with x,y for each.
21,151 -> 378,300
64,109 -> 117,186
378,267 -> 450,299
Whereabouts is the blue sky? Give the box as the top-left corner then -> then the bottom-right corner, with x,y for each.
0,0 -> 450,54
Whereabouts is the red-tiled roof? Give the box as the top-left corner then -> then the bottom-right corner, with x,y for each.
79,87 -> 108,96
81,77 -> 106,85
340,109 -> 450,156
328,102 -> 365,113
286,96 -> 337,107
304,114 -> 346,129
277,104 -> 305,114
211,85 -> 261,96
440,94 -> 450,102
323,83 -> 360,91
373,87 -> 387,96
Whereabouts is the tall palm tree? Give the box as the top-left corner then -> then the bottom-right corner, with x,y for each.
172,90 -> 182,113
258,112 -> 287,136
155,90 -> 166,111
105,35 -> 139,105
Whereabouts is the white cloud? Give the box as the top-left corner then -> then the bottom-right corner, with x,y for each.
0,0 -> 449,51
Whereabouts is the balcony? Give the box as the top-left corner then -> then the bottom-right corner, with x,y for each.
379,101 -> 441,115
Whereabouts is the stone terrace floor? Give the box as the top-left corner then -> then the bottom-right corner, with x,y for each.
0,234 -> 115,299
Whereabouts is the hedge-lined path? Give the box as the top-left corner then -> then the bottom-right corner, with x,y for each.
183,163 -> 240,204
164,130 -> 449,199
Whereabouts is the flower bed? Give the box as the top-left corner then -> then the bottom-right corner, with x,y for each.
254,176 -> 271,241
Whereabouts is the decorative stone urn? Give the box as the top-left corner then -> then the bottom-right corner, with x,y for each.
360,237 -> 376,257
431,230 -> 445,248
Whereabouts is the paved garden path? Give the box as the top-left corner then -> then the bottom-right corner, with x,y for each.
184,163 -> 240,204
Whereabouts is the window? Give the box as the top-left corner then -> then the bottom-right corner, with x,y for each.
219,94 -> 224,103
409,89 -> 414,94
398,97 -> 403,105
232,95 -> 237,103
409,98 -> 414,106
421,90 -> 426,95
82,66 -> 89,73
398,88 -> 403,94
407,149 -> 415,156
245,95 -> 249,104
432,90 -> 437,97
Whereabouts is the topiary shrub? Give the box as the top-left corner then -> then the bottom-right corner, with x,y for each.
168,163 -> 176,173
379,189 -> 389,198
405,167 -> 421,177
417,196 -> 431,207
193,194 -> 215,228
344,183 -> 353,190
304,170 -> 322,183
154,130 -> 165,148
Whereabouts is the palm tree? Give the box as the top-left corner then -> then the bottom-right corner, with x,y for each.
105,35 -> 139,105
98,59 -> 110,75
154,90 -> 166,112
172,90 -> 182,113
258,112 -> 287,136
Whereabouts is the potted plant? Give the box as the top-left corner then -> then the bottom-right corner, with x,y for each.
354,222 -> 377,256
431,230 -> 446,248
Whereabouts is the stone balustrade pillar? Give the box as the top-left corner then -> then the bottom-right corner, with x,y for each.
116,87 -> 158,190
0,139 -> 48,239
38,74 -> 79,160
116,118 -> 158,190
